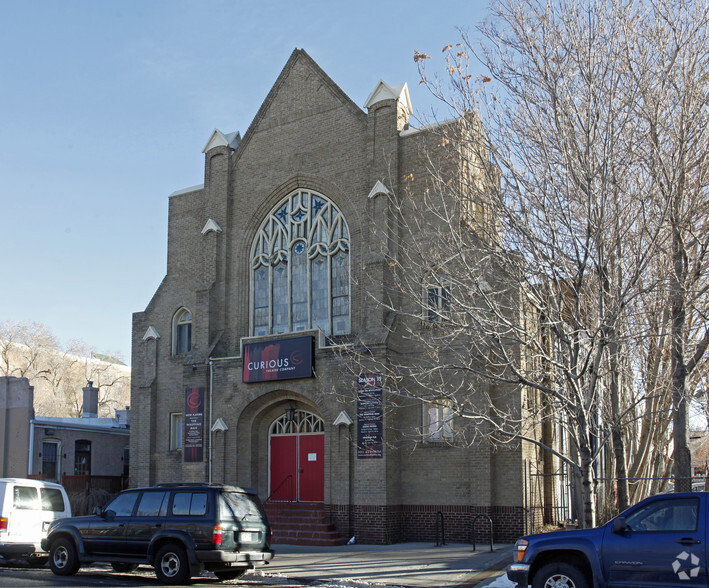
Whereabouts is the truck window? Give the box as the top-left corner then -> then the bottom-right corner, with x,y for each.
172,492 -> 207,516
625,497 -> 698,532
40,488 -> 66,512
13,486 -> 39,510
136,491 -> 168,517
106,492 -> 139,517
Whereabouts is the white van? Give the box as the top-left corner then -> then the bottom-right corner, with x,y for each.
0,478 -> 71,565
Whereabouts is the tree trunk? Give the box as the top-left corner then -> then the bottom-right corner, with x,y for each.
671,217 -> 691,492
579,445 -> 596,528
609,338 -> 630,511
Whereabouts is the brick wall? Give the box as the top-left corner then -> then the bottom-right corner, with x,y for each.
328,503 -> 524,544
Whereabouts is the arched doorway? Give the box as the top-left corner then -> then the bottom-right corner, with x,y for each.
269,409 -> 324,502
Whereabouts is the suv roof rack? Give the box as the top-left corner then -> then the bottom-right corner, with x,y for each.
154,482 -> 214,488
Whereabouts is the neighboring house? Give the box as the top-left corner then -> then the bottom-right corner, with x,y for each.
0,376 -> 129,492
131,49 -> 552,544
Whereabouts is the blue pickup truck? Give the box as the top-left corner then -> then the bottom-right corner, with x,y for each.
507,492 -> 706,588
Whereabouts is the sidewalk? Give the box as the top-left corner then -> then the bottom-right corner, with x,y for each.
258,542 -> 514,587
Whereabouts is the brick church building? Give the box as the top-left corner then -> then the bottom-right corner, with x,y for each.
131,49 -> 539,544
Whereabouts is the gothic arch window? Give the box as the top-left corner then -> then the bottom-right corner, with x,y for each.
269,409 -> 324,436
251,190 -> 350,336
172,308 -> 192,355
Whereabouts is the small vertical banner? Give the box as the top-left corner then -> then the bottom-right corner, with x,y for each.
184,387 -> 204,462
357,373 -> 383,459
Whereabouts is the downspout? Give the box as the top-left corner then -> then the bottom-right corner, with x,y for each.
209,360 -> 214,484
28,419 -> 35,476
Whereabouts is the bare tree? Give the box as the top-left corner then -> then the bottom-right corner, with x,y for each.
345,0 -> 709,529
0,320 -> 58,378
627,0 -> 709,491
0,320 -> 130,418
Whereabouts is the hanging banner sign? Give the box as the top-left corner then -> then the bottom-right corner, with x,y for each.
184,387 -> 204,462
242,336 -> 314,383
357,373 -> 383,459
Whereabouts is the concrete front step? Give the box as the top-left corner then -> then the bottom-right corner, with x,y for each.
265,502 -> 347,546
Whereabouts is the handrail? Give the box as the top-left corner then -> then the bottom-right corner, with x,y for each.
434,511 -> 446,546
263,475 -> 293,505
472,514 -> 494,552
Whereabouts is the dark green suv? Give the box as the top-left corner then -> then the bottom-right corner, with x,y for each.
41,483 -> 274,585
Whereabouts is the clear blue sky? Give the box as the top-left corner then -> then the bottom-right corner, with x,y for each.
1,0 -> 490,364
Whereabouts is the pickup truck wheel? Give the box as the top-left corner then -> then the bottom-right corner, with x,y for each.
154,542 -> 190,585
532,562 -> 589,588
214,569 -> 246,581
48,537 -> 81,576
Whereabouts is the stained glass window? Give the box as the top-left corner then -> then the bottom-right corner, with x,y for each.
251,190 -> 350,336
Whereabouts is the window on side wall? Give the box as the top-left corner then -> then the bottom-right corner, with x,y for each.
74,440 -> 91,475
173,308 -> 192,355
41,440 -> 60,483
425,272 -> 452,323
424,398 -> 454,441
170,413 -> 184,451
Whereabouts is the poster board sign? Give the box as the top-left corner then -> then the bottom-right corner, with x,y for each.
357,373 -> 383,459
184,387 -> 204,462
242,336 -> 314,383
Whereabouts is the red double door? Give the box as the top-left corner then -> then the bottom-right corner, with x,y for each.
269,433 -> 324,502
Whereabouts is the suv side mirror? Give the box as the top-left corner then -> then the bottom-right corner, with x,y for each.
612,517 -> 628,534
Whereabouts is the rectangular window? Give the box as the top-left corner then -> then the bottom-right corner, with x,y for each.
74,440 -> 91,475
170,413 -> 184,450
425,399 -> 454,441
427,285 -> 451,322
42,441 -> 59,482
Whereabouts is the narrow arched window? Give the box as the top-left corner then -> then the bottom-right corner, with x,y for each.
250,190 -> 350,336
173,308 -> 192,355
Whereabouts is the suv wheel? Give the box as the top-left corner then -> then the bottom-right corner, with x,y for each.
49,538 -> 81,576
155,542 -> 190,585
532,562 -> 589,588
214,569 -> 246,581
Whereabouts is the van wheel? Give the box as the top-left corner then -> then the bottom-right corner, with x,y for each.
214,569 -> 246,581
49,538 -> 81,576
532,562 -> 589,588
154,542 -> 190,584
111,562 -> 139,573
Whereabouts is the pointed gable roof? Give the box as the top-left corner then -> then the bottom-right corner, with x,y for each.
234,49 -> 367,159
